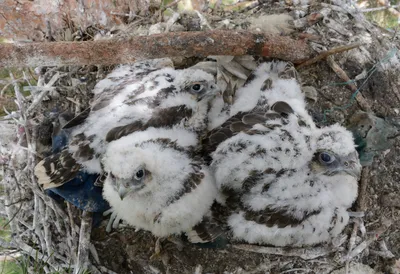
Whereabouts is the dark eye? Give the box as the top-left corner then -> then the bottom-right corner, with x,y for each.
191,83 -> 203,92
134,169 -> 145,180
319,152 -> 335,164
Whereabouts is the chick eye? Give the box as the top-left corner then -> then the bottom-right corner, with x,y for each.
134,169 -> 145,180
191,83 -> 203,92
319,152 -> 335,164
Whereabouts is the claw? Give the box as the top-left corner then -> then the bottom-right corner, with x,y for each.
104,208 -> 120,232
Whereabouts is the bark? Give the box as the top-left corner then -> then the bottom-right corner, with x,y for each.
0,30 -> 313,67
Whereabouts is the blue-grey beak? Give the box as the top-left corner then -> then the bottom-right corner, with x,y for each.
344,162 -> 362,179
118,185 -> 128,200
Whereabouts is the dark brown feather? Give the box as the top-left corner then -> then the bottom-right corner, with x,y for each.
105,121 -> 145,143
260,78 -> 273,91
208,132 -> 230,146
229,121 -> 252,132
278,63 -> 298,80
106,105 -> 193,142
165,170 -> 204,207
271,101 -> 294,117
242,113 -> 269,125
264,113 -> 282,120
243,71 -> 257,87
244,207 -> 322,228
73,144 -> 95,161
62,108 -> 91,129
146,105 -> 193,129
190,219 -> 224,243
40,149 -> 81,187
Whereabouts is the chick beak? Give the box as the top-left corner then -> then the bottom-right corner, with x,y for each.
214,85 -> 222,97
197,85 -> 221,101
118,185 -> 128,200
344,161 -> 362,179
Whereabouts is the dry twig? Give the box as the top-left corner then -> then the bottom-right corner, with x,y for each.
232,244 -> 340,260
342,220 -> 392,262
359,4 -> 400,12
296,43 -> 363,69
74,211 -> 93,274
326,56 -> 371,112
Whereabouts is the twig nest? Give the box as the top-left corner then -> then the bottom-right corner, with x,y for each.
248,14 -> 295,35
331,263 -> 381,274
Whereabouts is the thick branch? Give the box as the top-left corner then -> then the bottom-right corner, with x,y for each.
0,30 -> 312,67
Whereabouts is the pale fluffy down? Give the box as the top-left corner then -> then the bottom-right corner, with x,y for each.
228,207 -> 350,246
207,61 -> 359,247
92,58 -> 174,95
69,64 -> 217,174
212,116 -> 359,246
71,66 -> 205,173
207,61 -> 312,130
316,124 -> 358,158
35,59 -> 219,190
102,128 -> 217,237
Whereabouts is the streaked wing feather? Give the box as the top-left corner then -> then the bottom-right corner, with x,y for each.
188,218 -> 224,243
244,207 -> 322,228
106,105 -> 193,142
35,149 -> 81,189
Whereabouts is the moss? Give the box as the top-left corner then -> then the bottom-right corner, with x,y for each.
0,261 -> 23,274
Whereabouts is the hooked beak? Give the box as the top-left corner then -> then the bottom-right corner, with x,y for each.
197,85 -> 222,101
116,179 -> 147,200
118,185 -> 128,200
343,161 -> 362,179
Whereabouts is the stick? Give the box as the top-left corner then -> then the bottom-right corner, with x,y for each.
345,167 -> 371,269
232,244 -> 339,260
74,211 -> 93,274
357,167 -> 370,212
0,30 -> 312,67
296,43 -> 363,69
342,220 -> 392,262
360,4 -> 400,12
326,56 -> 371,112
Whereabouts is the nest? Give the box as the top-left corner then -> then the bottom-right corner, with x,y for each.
1,0 -> 400,273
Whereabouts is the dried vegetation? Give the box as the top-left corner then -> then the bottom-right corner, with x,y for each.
1,0 -> 400,273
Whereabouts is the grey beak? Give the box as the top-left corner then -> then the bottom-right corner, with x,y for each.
344,161 -> 362,179
214,85 -> 222,97
118,185 -> 128,200
199,85 -> 221,101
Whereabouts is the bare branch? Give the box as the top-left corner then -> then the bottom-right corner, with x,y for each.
0,30 -> 313,67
